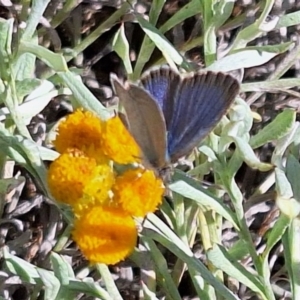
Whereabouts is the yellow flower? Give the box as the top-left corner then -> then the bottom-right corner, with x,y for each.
74,164 -> 115,212
113,167 -> 165,217
72,206 -> 137,265
101,116 -> 142,164
47,149 -> 112,206
54,110 -> 141,165
53,109 -> 107,162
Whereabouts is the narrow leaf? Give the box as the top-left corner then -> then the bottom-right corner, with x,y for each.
250,109 -> 296,149
170,171 -> 239,229
112,24 -> 132,74
207,244 -> 266,297
207,49 -> 278,72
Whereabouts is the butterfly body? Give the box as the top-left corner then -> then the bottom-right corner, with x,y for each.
111,67 -> 240,171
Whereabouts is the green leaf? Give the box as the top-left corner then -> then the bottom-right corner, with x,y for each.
282,229 -> 293,293
51,252 -> 74,286
138,237 -> 182,300
3,84 -> 31,138
37,268 -> 60,300
58,71 -> 110,120
148,0 -> 166,24
160,0 -> 200,33
272,122 -> 298,167
19,80 -> 57,124
286,218 -> 300,298
0,78 -> 5,95
136,14 -> 190,70
275,168 -> 293,199
262,213 -> 290,260
159,197 -> 177,230
213,0 -> 235,29
38,146 -> 59,161
230,0 -> 277,50
68,277 -> 111,299
0,124 -> 49,194
286,154 -> 300,202
228,136 -> 273,171
207,244 -> 266,298
19,42 -> 68,72
202,0 -> 234,65
134,0 -> 199,78
68,2 -> 130,61
15,79 -> 41,100
188,268 -> 211,300
277,197 -> 300,220
170,170 -> 239,229
13,36 -> 38,81
288,125 -> 300,158
21,0 -> 51,40
0,18 -> 13,80
250,109 -> 296,149
143,214 -> 240,300
228,239 -> 252,260
226,150 -> 244,178
206,49 -> 279,72
112,24 -> 132,74
229,96 -> 253,135
201,0 -> 216,65
96,264 -> 123,300
13,52 -> 36,80
235,42 -> 293,54
0,18 -> 13,57
4,248 -> 40,284
276,11 -> 300,29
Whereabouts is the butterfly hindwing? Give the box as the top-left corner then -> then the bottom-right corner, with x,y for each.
111,74 -> 167,169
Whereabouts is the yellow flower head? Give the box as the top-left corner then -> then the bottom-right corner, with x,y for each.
101,116 -> 142,164
74,164 -> 115,213
47,149 -> 112,205
54,109 -> 107,162
72,206 -> 137,265
113,167 -> 165,217
54,110 -> 141,165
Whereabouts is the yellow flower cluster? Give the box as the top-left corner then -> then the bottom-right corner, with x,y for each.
47,109 -> 164,265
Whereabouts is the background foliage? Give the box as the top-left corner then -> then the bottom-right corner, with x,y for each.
0,0 -> 300,299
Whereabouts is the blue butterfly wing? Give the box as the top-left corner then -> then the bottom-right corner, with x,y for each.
140,67 -> 239,162
140,68 -> 180,131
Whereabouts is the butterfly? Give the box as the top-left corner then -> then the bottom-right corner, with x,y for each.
111,67 -> 240,171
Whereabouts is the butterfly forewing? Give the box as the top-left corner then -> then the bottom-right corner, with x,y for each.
140,68 -> 181,130
168,72 -> 239,161
111,75 -> 168,169
140,69 -> 239,162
